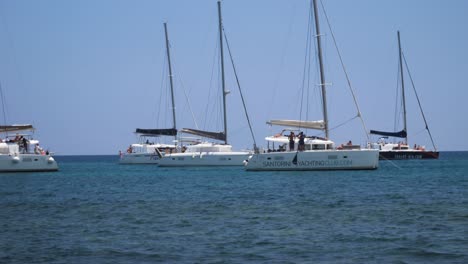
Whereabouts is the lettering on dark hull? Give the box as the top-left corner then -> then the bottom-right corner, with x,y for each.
379,151 -> 439,160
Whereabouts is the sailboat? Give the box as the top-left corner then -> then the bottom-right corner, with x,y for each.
245,0 -> 379,171
0,124 -> 58,172
370,31 -> 439,160
158,1 -> 251,167
119,22 -> 177,164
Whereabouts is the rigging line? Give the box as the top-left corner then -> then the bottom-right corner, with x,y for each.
156,55 -> 167,127
410,128 -> 427,137
393,56 -> 401,133
170,59 -> 200,129
223,31 -> 257,148
216,47 -> 222,133
203,37 -> 219,131
164,64 -> 169,128
179,79 -> 200,130
306,5 -> 314,124
0,10 -> 14,130
328,115 -> 358,132
299,5 -> 314,128
402,52 -> 437,151
0,80 -> 8,134
267,2 -> 297,120
319,0 -> 369,141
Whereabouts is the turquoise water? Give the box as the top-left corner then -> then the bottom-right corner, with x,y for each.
1,152 -> 467,263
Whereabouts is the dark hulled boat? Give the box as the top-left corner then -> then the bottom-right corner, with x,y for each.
370,31 -> 438,160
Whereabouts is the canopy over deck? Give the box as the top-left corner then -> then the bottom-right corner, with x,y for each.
267,120 -> 325,130
0,124 -> 34,133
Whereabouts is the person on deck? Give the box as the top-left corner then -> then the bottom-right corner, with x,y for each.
22,137 -> 28,153
288,132 -> 295,151
298,132 -> 305,151
34,144 -> 43,155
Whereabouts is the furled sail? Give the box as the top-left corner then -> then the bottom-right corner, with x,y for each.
370,129 -> 407,138
135,128 -> 177,136
180,128 -> 226,141
267,120 -> 325,130
0,124 -> 34,133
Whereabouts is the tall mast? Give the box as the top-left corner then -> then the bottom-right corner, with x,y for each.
312,0 -> 329,139
164,22 -> 177,143
218,1 -> 228,144
397,31 -> 408,145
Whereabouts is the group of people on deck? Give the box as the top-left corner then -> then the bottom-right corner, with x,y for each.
11,134 -> 29,153
413,144 -> 425,150
288,131 -> 306,151
2,133 -> 47,154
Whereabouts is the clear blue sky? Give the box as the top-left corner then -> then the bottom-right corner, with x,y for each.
1,0 -> 467,155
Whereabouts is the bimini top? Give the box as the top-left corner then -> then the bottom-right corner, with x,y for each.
267,120 -> 325,130
135,128 -> 177,136
180,128 -> 226,142
370,129 -> 407,138
0,124 -> 34,133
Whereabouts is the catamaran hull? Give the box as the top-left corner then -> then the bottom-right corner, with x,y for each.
245,149 -> 379,171
119,154 -> 160,164
0,154 -> 58,172
158,152 -> 250,167
379,151 -> 439,160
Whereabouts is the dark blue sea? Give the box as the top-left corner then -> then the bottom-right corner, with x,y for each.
1,152 -> 467,263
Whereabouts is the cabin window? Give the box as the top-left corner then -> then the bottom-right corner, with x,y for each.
177,158 -> 184,161
274,156 -> 285,161
328,155 -> 337,160
312,144 -> 325,150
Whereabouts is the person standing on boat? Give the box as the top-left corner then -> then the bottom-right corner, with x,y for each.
288,131 -> 295,151
298,132 -> 305,151
18,136 -> 24,152
22,137 -> 28,153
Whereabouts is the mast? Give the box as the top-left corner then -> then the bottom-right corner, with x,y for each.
397,31 -> 408,145
217,1 -> 228,145
312,0 -> 329,139
164,22 -> 177,143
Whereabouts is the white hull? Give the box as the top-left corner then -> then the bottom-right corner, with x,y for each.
245,149 -> 379,171
119,153 -> 160,164
118,142 -> 175,164
0,154 -> 58,172
158,151 -> 250,167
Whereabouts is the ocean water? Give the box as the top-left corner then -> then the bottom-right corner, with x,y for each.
1,152 -> 467,263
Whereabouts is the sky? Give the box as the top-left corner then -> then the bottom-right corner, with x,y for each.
0,0 -> 467,155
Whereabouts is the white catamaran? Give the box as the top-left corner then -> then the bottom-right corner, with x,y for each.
158,1 -> 251,167
119,23 -> 178,164
0,125 -> 58,172
245,0 -> 379,171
